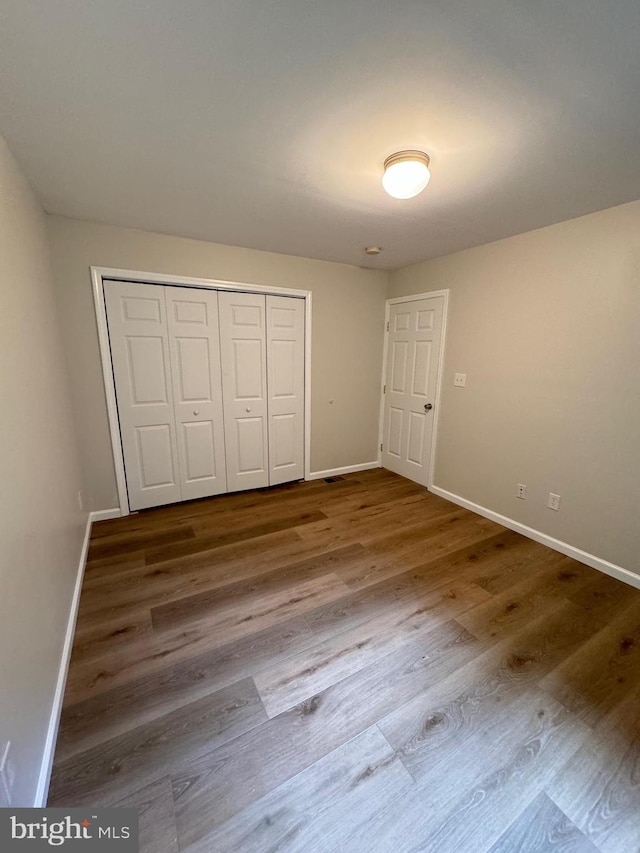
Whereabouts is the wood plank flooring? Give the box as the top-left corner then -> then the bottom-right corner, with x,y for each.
49,469 -> 640,852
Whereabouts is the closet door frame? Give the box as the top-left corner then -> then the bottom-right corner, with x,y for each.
92,266 -> 311,517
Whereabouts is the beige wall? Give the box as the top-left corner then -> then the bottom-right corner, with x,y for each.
47,216 -> 388,511
0,138 -> 85,804
389,201 -> 640,574
48,206 -> 640,571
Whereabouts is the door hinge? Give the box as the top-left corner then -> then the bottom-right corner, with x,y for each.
383,384 -> 386,394
386,321 -> 389,331
380,442 -> 383,452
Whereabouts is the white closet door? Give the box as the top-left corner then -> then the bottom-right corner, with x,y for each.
105,281 -> 181,510
165,287 -> 227,500
267,295 -> 305,485
218,291 -> 269,491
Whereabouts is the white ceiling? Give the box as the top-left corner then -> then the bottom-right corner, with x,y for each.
1,1 -> 640,270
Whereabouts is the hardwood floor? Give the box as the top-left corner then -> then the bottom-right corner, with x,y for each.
48,469 -> 640,852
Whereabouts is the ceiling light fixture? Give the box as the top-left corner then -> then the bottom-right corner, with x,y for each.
382,150 -> 431,199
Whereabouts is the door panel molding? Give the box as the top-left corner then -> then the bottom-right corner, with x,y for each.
93,267 -> 311,515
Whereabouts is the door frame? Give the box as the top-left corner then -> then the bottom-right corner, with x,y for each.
377,290 -> 449,489
92,266 -> 312,516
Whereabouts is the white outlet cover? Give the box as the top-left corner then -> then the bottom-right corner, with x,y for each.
548,493 -> 561,510
454,373 -> 467,387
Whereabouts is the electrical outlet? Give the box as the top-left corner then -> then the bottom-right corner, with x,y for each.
0,741 -> 12,806
454,373 -> 467,387
547,492 -> 561,511
516,484 -> 527,500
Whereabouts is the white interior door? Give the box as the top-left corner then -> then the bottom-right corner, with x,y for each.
218,291 -> 269,491
165,287 -> 227,500
105,281 -> 181,510
267,295 -> 305,485
382,295 -> 445,486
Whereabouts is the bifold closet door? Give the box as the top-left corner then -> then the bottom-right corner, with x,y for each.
218,291 -> 270,491
106,281 -> 227,510
107,282 -> 305,507
267,295 -> 305,485
105,281 -> 182,510
165,287 -> 227,501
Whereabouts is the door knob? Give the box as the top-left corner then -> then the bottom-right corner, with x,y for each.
424,403 -> 433,411
245,406 -> 252,413
193,410 -> 199,415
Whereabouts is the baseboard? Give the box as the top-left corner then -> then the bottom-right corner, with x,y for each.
34,513 -> 92,807
429,485 -> 640,591
90,508 -> 121,522
308,462 -> 381,481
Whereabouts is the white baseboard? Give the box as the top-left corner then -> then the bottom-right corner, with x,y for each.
34,513 -> 92,807
308,462 -> 381,481
430,485 -> 640,591
90,508 -> 121,522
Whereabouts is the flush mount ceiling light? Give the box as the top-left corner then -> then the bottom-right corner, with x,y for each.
382,150 -> 431,199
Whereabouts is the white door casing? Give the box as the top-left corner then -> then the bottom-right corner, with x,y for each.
382,294 -> 445,487
218,291 -> 270,491
267,295 -> 305,485
165,286 -> 228,500
105,281 -> 182,510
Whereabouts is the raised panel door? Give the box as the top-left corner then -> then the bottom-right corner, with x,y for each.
382,296 -> 444,486
165,287 -> 227,500
218,291 -> 269,491
104,281 -> 181,510
266,295 -> 305,485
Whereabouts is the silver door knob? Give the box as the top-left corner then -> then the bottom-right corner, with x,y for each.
424,403 -> 433,411
193,410 -> 199,415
